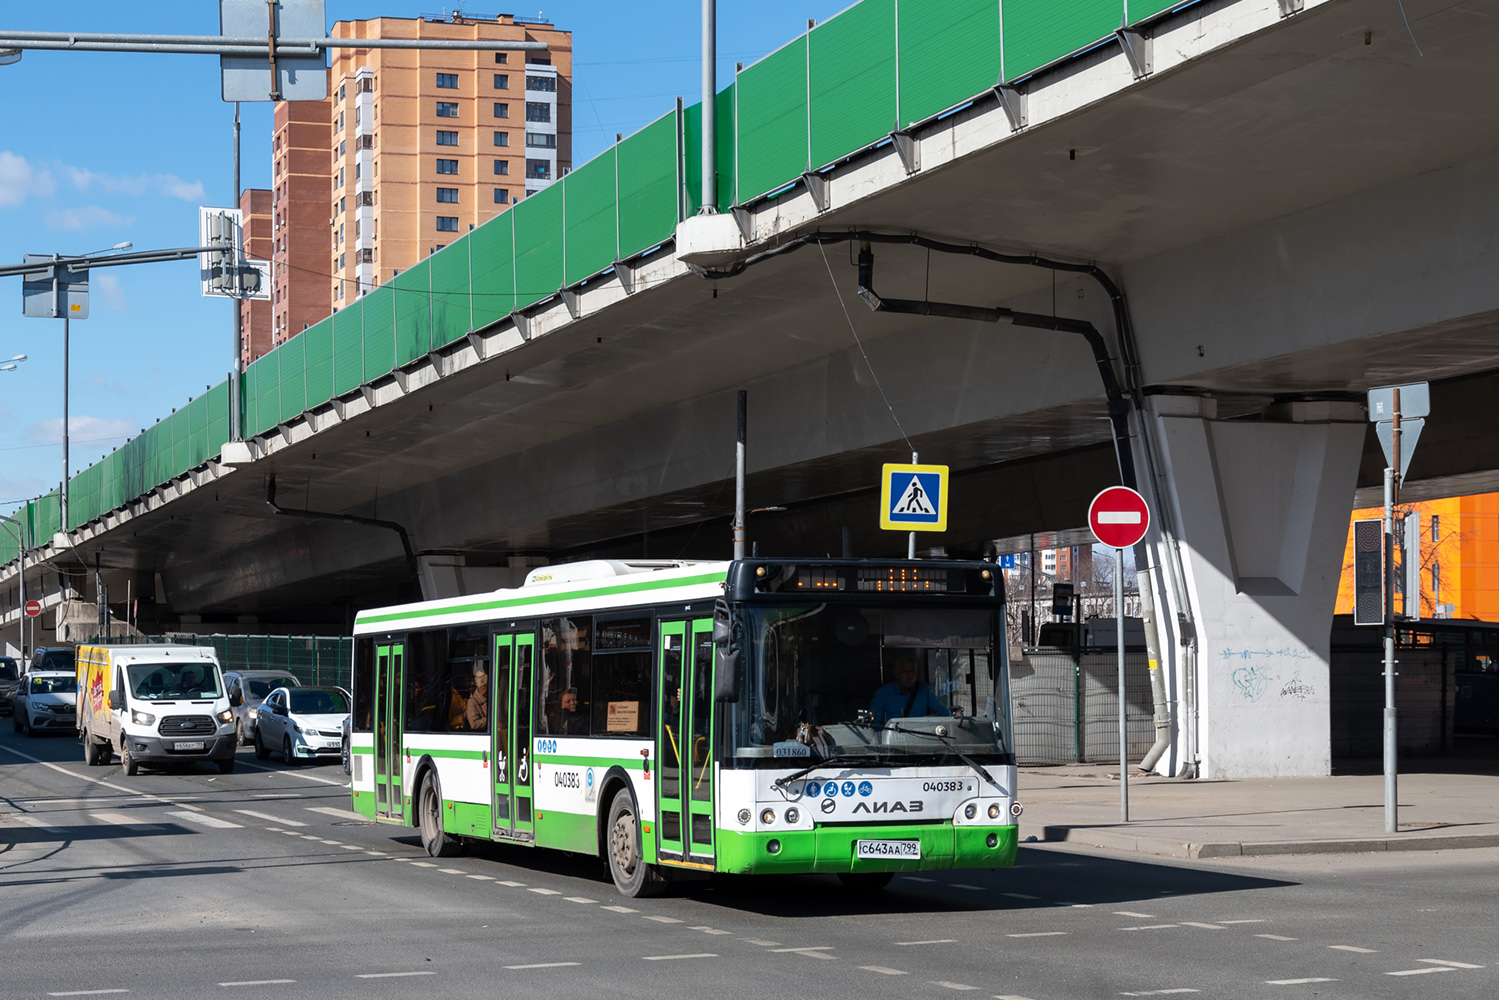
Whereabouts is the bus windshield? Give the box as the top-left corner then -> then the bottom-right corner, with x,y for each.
726,603 -> 1010,767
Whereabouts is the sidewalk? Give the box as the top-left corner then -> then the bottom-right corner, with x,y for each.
1017,763 -> 1499,859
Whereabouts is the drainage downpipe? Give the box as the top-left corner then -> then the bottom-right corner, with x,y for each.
856,246 -> 1173,771
266,476 -> 422,586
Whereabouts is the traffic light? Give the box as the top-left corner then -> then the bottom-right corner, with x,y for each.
1353,518 -> 1384,626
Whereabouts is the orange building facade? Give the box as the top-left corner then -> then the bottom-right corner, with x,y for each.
1335,492 -> 1499,622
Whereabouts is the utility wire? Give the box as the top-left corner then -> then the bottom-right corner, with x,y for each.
816,240 -> 913,453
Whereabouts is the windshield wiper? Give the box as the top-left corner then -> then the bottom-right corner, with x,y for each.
772,753 -> 878,790
883,722 -> 999,789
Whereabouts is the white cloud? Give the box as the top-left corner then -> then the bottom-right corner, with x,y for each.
44,205 -> 134,231
0,151 -> 55,207
95,273 -> 128,311
64,165 -> 204,201
26,415 -> 136,446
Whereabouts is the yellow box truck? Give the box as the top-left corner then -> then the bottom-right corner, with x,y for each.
77,644 -> 236,775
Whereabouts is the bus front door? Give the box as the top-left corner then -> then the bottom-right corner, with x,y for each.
656,618 -> 716,868
491,632 -> 537,842
373,643 -> 404,821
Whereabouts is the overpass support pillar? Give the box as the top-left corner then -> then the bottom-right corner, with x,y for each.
1147,397 -> 1365,779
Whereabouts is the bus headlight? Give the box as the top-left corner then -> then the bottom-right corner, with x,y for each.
766,839 -> 781,854
1010,802 -> 1024,817
760,808 -> 776,825
738,809 -> 751,825
784,807 -> 799,824
988,803 -> 1002,819
964,803 -> 977,820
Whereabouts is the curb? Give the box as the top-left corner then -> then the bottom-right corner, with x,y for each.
1040,825 -> 1499,859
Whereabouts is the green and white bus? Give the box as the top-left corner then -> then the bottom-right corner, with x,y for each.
349,557 -> 1020,895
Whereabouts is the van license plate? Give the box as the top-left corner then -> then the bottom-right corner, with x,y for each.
856,839 -> 921,860
174,741 -> 205,751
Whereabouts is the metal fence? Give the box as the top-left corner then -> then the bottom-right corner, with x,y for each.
1011,647 -> 1155,765
88,634 -> 354,690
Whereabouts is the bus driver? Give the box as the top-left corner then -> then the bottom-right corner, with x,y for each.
869,656 -> 951,727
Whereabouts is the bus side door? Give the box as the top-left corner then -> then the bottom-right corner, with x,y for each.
373,642 -> 405,821
656,618 -> 717,867
491,632 -> 537,842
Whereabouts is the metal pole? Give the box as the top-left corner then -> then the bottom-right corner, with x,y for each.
61,314 -> 69,531
1383,389 -> 1402,834
908,451 -> 918,559
699,0 -> 717,213
1117,545 -> 1129,822
231,103 -> 243,441
732,390 -> 746,559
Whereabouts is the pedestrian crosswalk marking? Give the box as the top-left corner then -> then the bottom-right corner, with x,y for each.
165,811 -> 243,829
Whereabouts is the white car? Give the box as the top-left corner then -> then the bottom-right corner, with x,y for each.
253,686 -> 351,765
12,671 -> 78,736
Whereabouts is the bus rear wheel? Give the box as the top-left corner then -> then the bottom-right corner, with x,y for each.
418,772 -> 462,858
606,789 -> 666,898
837,872 -> 894,891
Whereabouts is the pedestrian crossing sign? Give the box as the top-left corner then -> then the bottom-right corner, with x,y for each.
880,463 -> 948,532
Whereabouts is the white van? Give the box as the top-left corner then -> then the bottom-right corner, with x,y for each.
77,644 -> 237,775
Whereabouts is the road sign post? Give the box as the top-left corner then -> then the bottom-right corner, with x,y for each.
1368,381 -> 1428,836
880,459 -> 949,558
1088,485 -> 1151,824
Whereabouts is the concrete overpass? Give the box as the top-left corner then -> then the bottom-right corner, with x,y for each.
6,0 -> 1499,779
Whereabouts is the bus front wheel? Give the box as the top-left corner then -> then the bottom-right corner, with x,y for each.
418,772 -> 462,858
606,789 -> 666,898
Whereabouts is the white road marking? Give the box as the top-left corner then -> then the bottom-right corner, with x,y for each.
234,760 -> 347,786
364,850 -> 387,856
504,962 -> 580,970
355,972 -> 436,978
47,991 -> 131,996
1001,892 -> 1039,900
87,811 -> 163,829
859,966 -> 907,975
740,939 -> 779,946
466,874 -> 494,880
1007,932 -> 1068,938
165,811 -> 243,829
339,845 -> 361,851
565,897 -> 596,904
498,880 -> 527,886
14,815 -> 66,833
896,939 -> 954,946
901,876 -> 935,882
928,981 -> 978,991
1181,922 -> 1226,930
1265,979 -> 1338,985
995,996 -> 1041,1000
1327,946 -> 1377,953
642,954 -> 717,961
1219,920 -> 1265,925
601,905 -> 638,913
219,980 -> 297,986
304,806 -> 357,818
439,868 -> 466,874
411,862 -> 438,868
1114,911 -> 1155,918
642,914 -> 680,921
1119,925 -> 1179,931
1418,959 -> 1484,969
527,887 -> 561,895
233,810 -> 306,826
0,744 -> 202,810
317,840 -> 342,846
1119,991 -> 1199,997
299,835 -> 322,841
1387,968 -> 1455,977
1257,935 -> 1298,941
951,883 -> 985,890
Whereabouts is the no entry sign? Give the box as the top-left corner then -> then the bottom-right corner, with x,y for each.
1088,486 -> 1150,549
23,599 -> 41,618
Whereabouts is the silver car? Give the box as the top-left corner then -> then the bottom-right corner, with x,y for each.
224,670 -> 301,746
12,671 -> 78,736
253,686 -> 350,765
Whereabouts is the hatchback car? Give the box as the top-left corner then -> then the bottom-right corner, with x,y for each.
12,671 -> 78,736
253,686 -> 350,765
0,656 -> 19,715
224,670 -> 301,745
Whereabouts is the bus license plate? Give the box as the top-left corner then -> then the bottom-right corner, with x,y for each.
856,839 -> 921,860
174,741 -> 205,751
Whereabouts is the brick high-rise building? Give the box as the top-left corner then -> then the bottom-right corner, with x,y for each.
269,12 -> 571,323
237,188 -> 273,367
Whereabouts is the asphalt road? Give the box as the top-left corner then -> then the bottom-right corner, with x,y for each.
2,724 -> 1494,1000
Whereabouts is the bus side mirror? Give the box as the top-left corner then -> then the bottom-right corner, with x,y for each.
712,618 -> 732,646
714,648 -> 740,703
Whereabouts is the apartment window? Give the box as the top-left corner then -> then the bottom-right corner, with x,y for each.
526,132 -> 556,149
355,161 -> 360,179
493,188 -> 509,204
354,107 -> 360,126
436,187 -> 458,203
339,84 -> 346,100
436,72 -> 458,89
493,102 -> 509,119
525,102 -> 551,123
494,52 -> 507,64
494,73 -> 509,89
526,159 -> 551,180
436,158 -> 459,174
436,130 -> 459,146
359,76 -> 374,93
359,134 -> 373,149
340,140 -> 346,157
337,167 -> 344,187
354,220 -> 360,239
339,196 -> 346,213
360,248 -> 373,263
493,159 -> 509,176
338,224 -> 344,244
436,216 -> 459,232
338,111 -> 344,131
339,253 -> 346,269
493,131 -> 509,147
436,102 -> 459,118
526,75 -> 556,92
528,55 -> 551,66
358,190 -> 373,206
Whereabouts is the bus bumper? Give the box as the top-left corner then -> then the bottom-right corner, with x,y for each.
714,822 -> 1018,875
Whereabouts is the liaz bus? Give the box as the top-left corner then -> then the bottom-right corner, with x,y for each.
349,557 -> 1021,896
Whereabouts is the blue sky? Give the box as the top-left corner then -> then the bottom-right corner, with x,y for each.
0,0 -> 850,509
